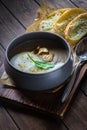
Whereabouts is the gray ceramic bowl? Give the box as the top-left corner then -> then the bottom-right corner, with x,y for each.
4,32 -> 73,91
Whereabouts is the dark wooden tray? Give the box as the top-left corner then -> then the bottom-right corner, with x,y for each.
0,63 -> 87,118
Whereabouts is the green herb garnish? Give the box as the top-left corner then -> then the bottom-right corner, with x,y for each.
28,54 -> 55,69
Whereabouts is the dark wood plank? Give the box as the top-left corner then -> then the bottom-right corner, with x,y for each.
36,0 -> 75,8
63,91 -> 87,130
3,105 -> 67,130
1,0 -> 39,28
0,45 -> 18,130
70,0 -> 87,10
0,2 -> 25,48
0,45 -> 5,77
0,102 -> 19,130
80,76 -> 87,96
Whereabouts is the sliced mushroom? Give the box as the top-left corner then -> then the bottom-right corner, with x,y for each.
38,47 -> 49,55
33,46 -> 54,62
42,53 -> 54,62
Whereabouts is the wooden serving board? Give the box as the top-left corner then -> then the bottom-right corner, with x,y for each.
0,63 -> 87,118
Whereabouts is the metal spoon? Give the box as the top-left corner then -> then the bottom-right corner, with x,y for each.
61,37 -> 87,103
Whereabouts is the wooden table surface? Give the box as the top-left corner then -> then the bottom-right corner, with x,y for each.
0,0 -> 87,130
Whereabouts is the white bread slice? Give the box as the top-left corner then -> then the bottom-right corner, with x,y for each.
65,13 -> 87,46
53,8 -> 86,37
39,8 -> 70,32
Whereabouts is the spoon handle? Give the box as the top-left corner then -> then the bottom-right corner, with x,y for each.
61,61 -> 81,103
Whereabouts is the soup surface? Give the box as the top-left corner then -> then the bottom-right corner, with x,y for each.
10,47 -> 68,73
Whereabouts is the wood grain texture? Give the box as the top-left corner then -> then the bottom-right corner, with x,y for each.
70,0 -> 87,10
63,91 -> 87,130
3,106 -> 67,130
36,0 -> 75,8
0,84 -> 65,116
1,0 -> 39,28
0,45 -> 4,67
0,103 -> 18,130
80,76 -> 87,96
0,2 -> 25,48
0,45 -> 5,77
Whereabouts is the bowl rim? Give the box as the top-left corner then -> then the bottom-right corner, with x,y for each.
5,31 -> 73,76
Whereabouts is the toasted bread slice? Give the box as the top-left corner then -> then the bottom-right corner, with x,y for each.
53,8 -> 86,37
39,8 -> 70,32
65,13 -> 87,46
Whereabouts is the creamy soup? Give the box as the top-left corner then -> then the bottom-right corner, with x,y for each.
10,47 -> 68,73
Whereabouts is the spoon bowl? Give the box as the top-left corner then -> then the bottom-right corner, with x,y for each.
76,37 -> 87,61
